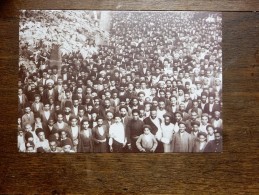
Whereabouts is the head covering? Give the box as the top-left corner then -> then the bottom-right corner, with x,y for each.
197,132 -> 207,138
64,101 -> 72,108
61,139 -> 73,147
191,121 -> 200,126
143,125 -> 152,130
25,132 -> 33,141
163,113 -> 171,118
48,134 -> 57,142
178,121 -> 186,127
46,79 -> 54,85
35,128 -> 44,136
132,109 -> 140,115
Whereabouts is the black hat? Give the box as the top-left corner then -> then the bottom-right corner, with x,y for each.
178,121 -> 187,127
43,100 -> 50,106
35,128 -> 44,135
37,147 -> 46,153
48,134 -> 57,142
143,125 -> 152,130
163,113 -> 171,118
64,101 -> 72,108
132,109 -> 140,115
24,102 -> 31,108
114,113 -> 121,118
96,116 -> 104,121
69,115 -> 77,121
51,129 -> 59,135
150,106 -> 157,112
61,138 -> 73,147
72,94 -> 79,101
191,121 -> 200,126
197,132 -> 207,138
25,132 -> 33,141
206,125 -> 214,131
119,96 -> 126,102
119,105 -> 128,112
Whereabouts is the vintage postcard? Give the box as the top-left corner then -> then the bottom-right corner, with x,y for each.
18,11 -> 222,153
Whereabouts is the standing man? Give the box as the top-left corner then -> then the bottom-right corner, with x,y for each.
143,107 -> 163,152
171,121 -> 193,152
92,116 -> 109,152
126,109 -> 144,152
204,130 -> 222,152
108,114 -> 128,152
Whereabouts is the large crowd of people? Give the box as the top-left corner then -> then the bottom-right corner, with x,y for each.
18,11 -> 222,153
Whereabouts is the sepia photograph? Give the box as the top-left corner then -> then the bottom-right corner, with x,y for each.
18,10 -> 222,153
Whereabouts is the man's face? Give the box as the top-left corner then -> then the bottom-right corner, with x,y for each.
57,79 -> 63,85
184,94 -> 190,101
57,114 -> 63,122
207,127 -> 214,136
193,101 -> 198,108
106,113 -> 113,121
44,104 -> 50,111
38,132 -> 45,141
215,133 -> 222,143
120,108 -> 127,117
198,135 -> 206,142
144,128 -> 150,135
178,89 -> 184,96
150,110 -> 157,119
201,95 -> 207,103
201,116 -> 208,125
60,131 -> 67,139
175,113 -> 182,122
97,119 -> 103,126
214,111 -> 220,119
82,122 -> 89,129
179,124 -> 186,133
158,102 -> 165,110
48,120 -> 54,126
141,82 -> 146,89
104,100 -> 110,108
128,84 -> 134,91
71,119 -> 77,127
25,107 -> 31,114
179,104 -> 185,111
18,89 -> 23,95
49,141 -> 57,151
94,99 -> 100,106
170,97 -> 177,105
132,99 -> 138,106
193,125 -> 199,132
138,94 -> 145,101
191,112 -> 198,120
209,96 -> 214,104
47,83 -> 53,89
164,116 -> 171,124
132,112 -> 139,120
78,110 -> 84,117
73,100 -> 79,107
151,88 -> 156,95
77,88 -> 83,94
35,96 -> 40,103
63,145 -> 72,152
25,125 -> 32,132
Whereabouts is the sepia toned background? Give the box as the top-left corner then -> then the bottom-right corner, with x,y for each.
0,0 -> 258,194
